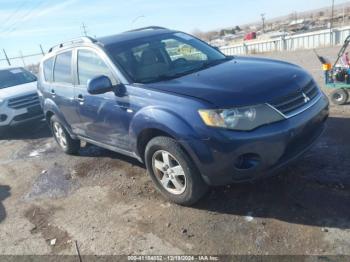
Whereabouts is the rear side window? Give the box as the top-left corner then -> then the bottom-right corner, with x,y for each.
54,51 -> 72,84
77,50 -> 114,85
43,57 -> 54,82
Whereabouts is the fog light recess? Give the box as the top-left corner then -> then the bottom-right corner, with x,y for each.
0,114 -> 7,122
234,153 -> 261,170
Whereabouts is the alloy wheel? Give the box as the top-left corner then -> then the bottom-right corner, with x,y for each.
152,150 -> 187,195
53,122 -> 67,149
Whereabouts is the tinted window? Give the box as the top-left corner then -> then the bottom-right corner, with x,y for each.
54,51 -> 72,84
77,50 -> 114,85
106,32 -> 227,83
0,68 -> 37,89
43,57 -> 54,82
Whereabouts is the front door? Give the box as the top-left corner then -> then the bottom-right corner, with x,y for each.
74,48 -> 131,150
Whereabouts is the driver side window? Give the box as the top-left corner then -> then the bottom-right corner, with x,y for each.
77,49 -> 115,86
162,39 -> 207,61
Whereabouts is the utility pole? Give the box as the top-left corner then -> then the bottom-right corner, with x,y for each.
39,44 -> 45,56
330,0 -> 335,45
19,51 -> 25,66
330,0 -> 335,29
3,49 -> 11,66
81,23 -> 88,36
261,13 -> 266,33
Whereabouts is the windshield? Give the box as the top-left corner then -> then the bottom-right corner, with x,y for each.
0,68 -> 37,89
105,32 -> 229,83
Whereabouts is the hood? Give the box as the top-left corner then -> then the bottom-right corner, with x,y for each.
145,57 -> 313,108
0,81 -> 37,100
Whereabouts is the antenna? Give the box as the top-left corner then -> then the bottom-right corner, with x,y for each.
81,23 -> 88,36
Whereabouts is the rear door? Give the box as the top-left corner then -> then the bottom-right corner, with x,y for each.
51,50 -> 80,131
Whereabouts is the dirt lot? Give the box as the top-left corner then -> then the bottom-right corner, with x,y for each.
0,47 -> 349,256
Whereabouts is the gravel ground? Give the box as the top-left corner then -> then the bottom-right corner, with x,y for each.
0,47 -> 349,256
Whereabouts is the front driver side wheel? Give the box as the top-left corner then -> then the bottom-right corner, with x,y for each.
50,115 -> 80,155
145,136 -> 209,206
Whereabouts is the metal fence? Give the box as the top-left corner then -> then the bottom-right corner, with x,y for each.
220,26 -> 350,55
0,47 -> 45,72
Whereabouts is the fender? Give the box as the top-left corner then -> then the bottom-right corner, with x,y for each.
43,98 -> 77,138
129,106 -> 201,155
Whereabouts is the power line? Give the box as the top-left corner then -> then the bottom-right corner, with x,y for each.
0,0 -> 28,31
0,0 -> 47,35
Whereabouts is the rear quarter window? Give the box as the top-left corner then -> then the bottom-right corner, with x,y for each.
43,57 -> 54,82
53,51 -> 73,84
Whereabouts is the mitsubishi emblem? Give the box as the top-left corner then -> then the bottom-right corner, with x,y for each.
302,92 -> 310,103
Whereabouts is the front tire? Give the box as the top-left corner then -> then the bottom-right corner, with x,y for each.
50,115 -> 80,155
330,88 -> 349,105
145,136 -> 209,206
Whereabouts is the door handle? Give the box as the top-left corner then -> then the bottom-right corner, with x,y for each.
50,89 -> 55,96
77,94 -> 84,103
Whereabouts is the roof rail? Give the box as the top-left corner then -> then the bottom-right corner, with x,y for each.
126,26 -> 168,33
48,36 -> 97,53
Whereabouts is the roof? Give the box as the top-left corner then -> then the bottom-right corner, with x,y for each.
97,27 -> 175,46
45,26 -> 175,56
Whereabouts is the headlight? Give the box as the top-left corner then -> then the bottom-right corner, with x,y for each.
198,104 -> 284,131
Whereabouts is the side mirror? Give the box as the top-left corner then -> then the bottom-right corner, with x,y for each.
87,75 -> 113,95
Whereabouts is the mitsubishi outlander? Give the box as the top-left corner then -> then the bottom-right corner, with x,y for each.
38,27 -> 329,205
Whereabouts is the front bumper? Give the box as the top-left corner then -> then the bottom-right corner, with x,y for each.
0,104 -> 44,127
182,94 -> 329,186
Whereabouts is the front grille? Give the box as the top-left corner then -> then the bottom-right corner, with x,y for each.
12,105 -> 43,121
8,93 -> 40,109
269,81 -> 320,115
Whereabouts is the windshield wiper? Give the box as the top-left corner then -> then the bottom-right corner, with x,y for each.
140,57 -> 233,83
199,57 -> 232,69
161,58 -> 232,79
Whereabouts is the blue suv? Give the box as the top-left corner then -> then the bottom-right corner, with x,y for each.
38,27 -> 329,205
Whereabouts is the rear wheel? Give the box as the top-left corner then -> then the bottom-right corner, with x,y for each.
50,115 -> 80,154
145,136 -> 209,206
330,88 -> 349,105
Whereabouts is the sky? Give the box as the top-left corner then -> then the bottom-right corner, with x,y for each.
0,0 -> 349,59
